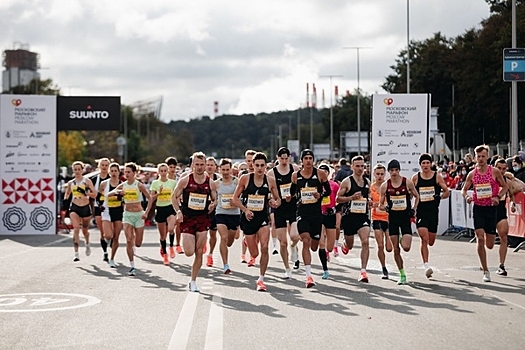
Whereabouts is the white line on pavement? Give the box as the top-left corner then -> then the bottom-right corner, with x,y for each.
168,292 -> 199,350
204,292 -> 223,350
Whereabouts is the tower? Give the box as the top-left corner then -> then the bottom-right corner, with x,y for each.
2,42 -> 40,92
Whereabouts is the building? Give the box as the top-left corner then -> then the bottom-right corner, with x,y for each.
2,43 -> 40,93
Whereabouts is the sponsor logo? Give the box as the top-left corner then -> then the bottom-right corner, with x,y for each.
11,99 -> 22,107
18,162 -> 37,165
377,150 -> 386,156
412,168 -> 420,172
388,150 -> 398,155
400,152 -> 410,155
69,105 -> 110,119
26,144 -> 38,149
6,152 -> 15,158
41,153 -> 52,157
24,169 -> 39,173
401,130 -> 421,137
383,98 -> 394,106
30,131 -> 51,138
5,162 -> 15,165
412,151 -> 421,156
17,152 -> 27,157
43,144 -> 48,149
5,130 -> 27,138
5,169 -> 20,173
397,143 -> 409,148
414,143 -> 419,147
6,142 -> 23,148
377,141 -> 394,147
42,169 -> 50,173
29,153 -> 40,157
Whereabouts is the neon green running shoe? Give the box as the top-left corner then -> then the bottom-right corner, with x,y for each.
397,275 -> 407,285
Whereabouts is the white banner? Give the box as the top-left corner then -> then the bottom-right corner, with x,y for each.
371,94 -> 430,179
0,95 -> 57,235
450,190 -> 467,227
438,198 -> 449,234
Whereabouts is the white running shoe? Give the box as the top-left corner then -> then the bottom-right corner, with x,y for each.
283,269 -> 292,279
85,244 -> 91,257
483,271 -> 491,282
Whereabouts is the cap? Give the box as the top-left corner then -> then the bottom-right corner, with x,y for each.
418,153 -> 433,164
300,149 -> 315,160
277,147 -> 290,157
387,159 -> 401,171
318,164 -> 330,172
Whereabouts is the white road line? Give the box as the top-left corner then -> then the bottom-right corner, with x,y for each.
0,236 -> 70,260
204,292 -> 223,350
168,292 -> 199,350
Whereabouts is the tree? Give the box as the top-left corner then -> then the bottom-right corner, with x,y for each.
8,78 -> 60,95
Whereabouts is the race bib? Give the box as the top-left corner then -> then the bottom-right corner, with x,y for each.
220,194 -> 234,209
107,196 -> 122,208
321,196 -> 331,206
157,188 -> 171,202
419,186 -> 435,202
301,187 -> 317,204
124,189 -> 139,203
390,195 -> 407,211
247,194 -> 265,211
350,199 -> 367,214
280,183 -> 291,198
475,183 -> 492,199
188,193 -> 207,210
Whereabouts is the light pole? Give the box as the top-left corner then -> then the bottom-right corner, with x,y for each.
511,0 -> 518,155
344,46 -> 372,155
320,75 -> 343,160
407,0 -> 411,93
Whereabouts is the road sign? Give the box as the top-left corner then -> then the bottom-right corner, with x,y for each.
503,48 -> 525,82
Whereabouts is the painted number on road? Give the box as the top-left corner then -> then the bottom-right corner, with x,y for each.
0,293 -> 100,313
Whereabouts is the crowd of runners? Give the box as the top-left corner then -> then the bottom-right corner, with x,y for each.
62,144 -> 514,292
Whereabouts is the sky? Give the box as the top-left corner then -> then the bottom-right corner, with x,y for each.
0,0 -> 491,122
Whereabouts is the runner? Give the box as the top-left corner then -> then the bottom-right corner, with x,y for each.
215,158 -> 241,274
232,152 -> 281,291
318,164 -> 339,280
108,162 -> 153,276
292,149 -> 331,288
90,158 -> 110,262
379,159 -> 419,285
266,147 -> 301,278
63,161 -> 97,262
462,146 -> 508,282
150,163 -> 178,265
97,162 -> 123,268
494,158 -> 511,276
411,153 -> 450,278
336,155 -> 372,283
171,152 -> 217,292
165,156 -> 183,257
240,150 -> 256,264
370,163 -> 392,279
206,156 -> 221,267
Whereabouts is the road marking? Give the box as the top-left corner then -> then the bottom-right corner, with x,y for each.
168,292 -> 199,350
204,292 -> 223,350
0,293 -> 100,312
0,236 -> 70,260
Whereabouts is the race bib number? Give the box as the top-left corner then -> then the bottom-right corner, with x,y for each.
157,188 -> 171,202
247,194 -> 265,211
475,183 -> 492,199
390,195 -> 407,211
350,199 -> 367,214
124,189 -> 139,203
280,183 -> 291,198
188,193 -> 207,210
419,186 -> 435,202
220,194 -> 234,209
301,187 -> 317,204
107,196 -> 122,208
321,196 -> 331,206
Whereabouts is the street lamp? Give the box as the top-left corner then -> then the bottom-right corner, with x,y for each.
343,46 -> 372,155
320,75 -> 343,160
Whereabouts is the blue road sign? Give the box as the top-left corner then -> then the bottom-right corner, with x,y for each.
503,48 -> 525,82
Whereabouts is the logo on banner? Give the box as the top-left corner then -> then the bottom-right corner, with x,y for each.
2,207 -> 27,231
11,99 -> 22,107
57,96 -> 120,131
2,178 -> 54,204
383,98 -> 394,106
30,207 -> 54,231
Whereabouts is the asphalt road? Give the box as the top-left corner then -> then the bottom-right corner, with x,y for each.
1,226 -> 524,350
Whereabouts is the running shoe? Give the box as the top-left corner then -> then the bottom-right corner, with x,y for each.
109,260 -> 116,268
163,253 -> 169,266
293,260 -> 300,270
425,267 -> 434,278
223,264 -> 231,274
73,252 -> 80,262
256,280 -> 267,292
176,245 -> 183,254
397,275 -> 407,285
483,271 -> 491,282
496,265 -> 507,276
247,257 -> 255,267
341,243 -> 349,255
103,253 -> 109,263
206,255 -> 213,267
241,254 -> 247,264
322,270 -> 330,280
188,282 -> 200,293
128,268 -> 137,276
272,246 -> 279,255
85,244 -> 91,257
305,276 -> 316,288
333,246 -> 339,257
326,250 -> 331,263
358,271 -> 369,283
283,269 -> 292,279
381,267 -> 389,280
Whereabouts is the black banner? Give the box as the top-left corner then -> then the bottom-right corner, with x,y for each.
57,96 -> 120,131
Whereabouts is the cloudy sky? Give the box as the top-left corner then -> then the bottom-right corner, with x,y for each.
0,0 -> 491,122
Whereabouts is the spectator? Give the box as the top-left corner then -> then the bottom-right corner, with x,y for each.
334,158 -> 353,183
512,155 -> 525,182
438,167 -> 456,189
454,165 -> 468,190
464,153 -> 475,171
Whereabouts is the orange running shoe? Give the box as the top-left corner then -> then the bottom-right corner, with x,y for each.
176,245 -> 183,254
306,275 -> 316,288
247,257 -> 255,267
206,255 -> 213,267
256,280 -> 267,292
341,243 -> 349,255
163,253 -> 169,265
169,246 -> 176,259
